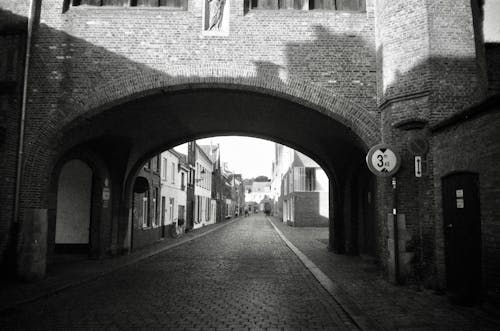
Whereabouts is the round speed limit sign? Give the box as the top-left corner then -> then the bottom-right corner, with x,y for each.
366,144 -> 401,177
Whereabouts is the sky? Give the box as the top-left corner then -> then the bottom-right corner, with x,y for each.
485,0 -> 500,42
174,136 -> 275,179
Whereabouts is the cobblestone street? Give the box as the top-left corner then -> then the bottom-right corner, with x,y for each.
0,215 -> 356,330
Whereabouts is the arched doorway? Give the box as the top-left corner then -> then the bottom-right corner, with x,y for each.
55,159 -> 93,254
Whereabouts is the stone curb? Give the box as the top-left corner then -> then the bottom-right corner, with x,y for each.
0,217 -> 243,312
266,216 -> 384,331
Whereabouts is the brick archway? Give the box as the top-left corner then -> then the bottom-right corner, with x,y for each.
56,65 -> 380,148
21,65 -> 380,213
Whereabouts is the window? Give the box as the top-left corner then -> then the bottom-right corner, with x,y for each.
251,0 -> 307,9
171,161 -> 176,184
309,0 -> 335,10
306,168 -> 316,191
162,157 -> 167,180
181,172 -> 186,190
249,0 -> 364,11
295,167 -> 305,191
142,192 -> 149,228
75,0 -> 129,6
72,0 -> 188,9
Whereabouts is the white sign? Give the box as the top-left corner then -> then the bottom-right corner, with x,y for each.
415,156 -> 422,178
456,198 -> 464,209
456,189 -> 463,198
366,144 -> 401,177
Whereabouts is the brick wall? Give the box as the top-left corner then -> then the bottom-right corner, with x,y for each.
6,0 -> 380,208
486,43 -> 500,95
432,98 -> 500,303
290,191 -> 329,227
0,0 -> 380,265
0,7 -> 27,270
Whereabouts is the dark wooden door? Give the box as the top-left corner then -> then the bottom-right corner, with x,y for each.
442,172 -> 481,304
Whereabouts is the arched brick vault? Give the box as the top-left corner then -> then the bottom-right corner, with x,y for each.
21,66 -> 380,208
56,65 -> 380,146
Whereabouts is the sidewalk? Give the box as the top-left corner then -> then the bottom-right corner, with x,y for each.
0,217 -> 241,312
268,216 -> 500,331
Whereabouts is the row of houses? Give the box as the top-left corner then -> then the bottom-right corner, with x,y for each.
131,141 -> 245,250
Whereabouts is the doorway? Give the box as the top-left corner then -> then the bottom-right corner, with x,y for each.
442,172 -> 481,304
55,159 -> 93,254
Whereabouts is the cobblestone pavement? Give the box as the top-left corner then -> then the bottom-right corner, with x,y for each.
0,215 -> 357,330
269,217 -> 500,331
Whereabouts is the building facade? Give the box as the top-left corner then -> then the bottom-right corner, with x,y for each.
132,156 -> 163,250
1,0 -> 500,305
273,145 -> 329,227
160,149 -> 188,231
193,143 -> 214,229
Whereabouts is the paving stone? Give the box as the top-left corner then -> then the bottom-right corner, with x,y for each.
0,215 -> 355,330
269,216 -> 500,331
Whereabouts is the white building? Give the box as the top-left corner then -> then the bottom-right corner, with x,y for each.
272,144 -> 329,226
245,181 -> 271,205
193,143 -> 214,229
160,150 -> 188,228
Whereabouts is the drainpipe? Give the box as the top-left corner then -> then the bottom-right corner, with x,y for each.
13,0 -> 37,225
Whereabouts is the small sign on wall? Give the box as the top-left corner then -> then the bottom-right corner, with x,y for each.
456,198 -> 464,209
414,156 -> 422,178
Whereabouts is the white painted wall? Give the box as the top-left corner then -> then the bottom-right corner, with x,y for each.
55,159 -> 92,244
160,151 -> 188,226
194,147 -> 213,228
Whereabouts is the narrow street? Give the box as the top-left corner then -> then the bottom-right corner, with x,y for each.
1,215 -> 356,330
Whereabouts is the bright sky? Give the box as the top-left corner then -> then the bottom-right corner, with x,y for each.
485,0 -> 500,42
174,136 -> 275,179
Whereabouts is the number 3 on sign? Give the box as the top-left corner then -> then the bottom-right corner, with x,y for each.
366,144 -> 401,177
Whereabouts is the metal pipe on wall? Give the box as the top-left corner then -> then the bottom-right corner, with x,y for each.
13,0 -> 37,225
